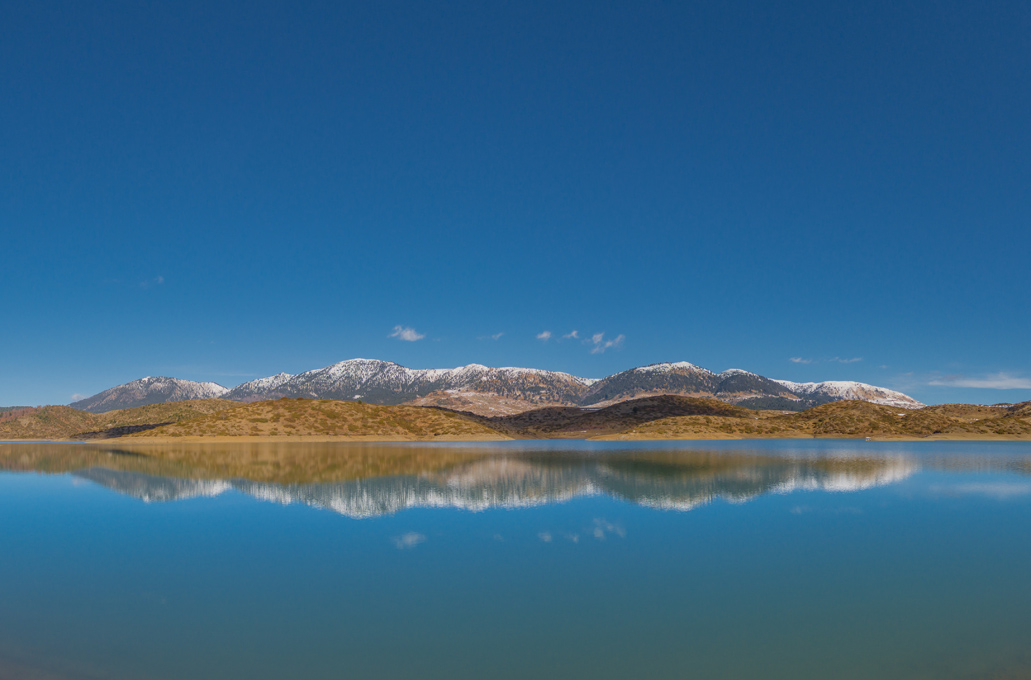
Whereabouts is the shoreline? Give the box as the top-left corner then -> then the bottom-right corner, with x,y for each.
3,433 -> 1031,444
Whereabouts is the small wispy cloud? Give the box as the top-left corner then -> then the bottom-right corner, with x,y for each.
536,330 -> 552,341
563,330 -> 580,340
588,333 -> 624,354
928,372 -> 1031,390
538,531 -> 553,542
831,357 -> 863,364
591,518 -> 626,540
391,532 -> 426,549
789,357 -> 812,364
139,275 -> 164,289
479,332 -> 505,341
389,325 -> 425,342
71,393 -> 87,401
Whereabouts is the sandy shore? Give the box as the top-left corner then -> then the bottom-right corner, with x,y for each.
592,432 -> 1031,442
0,432 -> 991,444
86,433 -> 515,445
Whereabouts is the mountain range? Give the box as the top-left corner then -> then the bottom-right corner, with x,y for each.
68,359 -> 923,415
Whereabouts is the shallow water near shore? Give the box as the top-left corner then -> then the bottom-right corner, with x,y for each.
2,439 -> 1031,680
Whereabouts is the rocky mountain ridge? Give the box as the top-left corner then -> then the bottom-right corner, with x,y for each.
70,377 -> 229,413
69,359 -> 923,414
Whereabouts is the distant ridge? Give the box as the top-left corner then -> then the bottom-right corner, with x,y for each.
70,377 -> 229,414
68,359 -> 924,414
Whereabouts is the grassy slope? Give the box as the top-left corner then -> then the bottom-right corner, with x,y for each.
130,398 -> 505,439
0,406 -> 101,440
483,395 -> 757,438
2,396 -> 1029,442
0,399 -> 244,440
608,399 -> 1031,440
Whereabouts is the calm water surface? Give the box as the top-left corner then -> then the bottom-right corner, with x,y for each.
1,439 -> 1031,680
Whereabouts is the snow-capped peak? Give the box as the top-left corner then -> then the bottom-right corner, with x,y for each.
69,376 -> 229,413
772,379 -> 924,409
718,368 -> 758,378
633,361 -> 712,375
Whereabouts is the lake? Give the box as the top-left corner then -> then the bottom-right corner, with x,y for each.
1,439 -> 1030,679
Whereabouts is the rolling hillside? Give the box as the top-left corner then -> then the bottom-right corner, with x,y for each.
129,398 -> 506,440
5,395 -> 1029,442
0,400 -> 243,440
606,400 -> 1031,440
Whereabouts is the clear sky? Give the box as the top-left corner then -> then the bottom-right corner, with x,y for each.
2,1 -> 1029,407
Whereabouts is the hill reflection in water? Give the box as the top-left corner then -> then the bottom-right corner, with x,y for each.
5,440 -> 1029,517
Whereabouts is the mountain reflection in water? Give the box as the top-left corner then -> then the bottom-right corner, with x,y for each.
7,440 -> 1028,518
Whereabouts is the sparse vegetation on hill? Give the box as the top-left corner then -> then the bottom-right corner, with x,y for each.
481,395 -> 758,438
0,406 -> 36,423
0,406 -> 101,440
130,398 -> 504,440
608,399 -> 1031,440
2,396 -> 1029,442
0,400 -> 243,440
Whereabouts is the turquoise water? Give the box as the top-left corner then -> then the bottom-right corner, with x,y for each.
1,440 -> 1031,679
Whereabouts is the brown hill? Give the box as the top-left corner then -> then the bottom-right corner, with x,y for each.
0,399 -> 244,440
129,398 -> 505,440
608,400 -> 1031,440
0,406 -> 101,440
4,396 -> 1029,442
480,395 -> 757,438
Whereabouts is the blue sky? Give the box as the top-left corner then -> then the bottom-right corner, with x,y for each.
2,1 -> 1029,407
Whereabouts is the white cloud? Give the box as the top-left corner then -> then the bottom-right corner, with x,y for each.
139,275 -> 165,289
591,518 -> 626,540
929,372 -> 1031,390
491,332 -> 504,341
389,325 -> 425,342
789,357 -> 812,364
588,333 -> 625,354
536,330 -> 552,341
391,532 -> 426,549
563,330 -> 579,340
71,393 -> 87,401
832,357 -> 863,364
538,531 -> 553,542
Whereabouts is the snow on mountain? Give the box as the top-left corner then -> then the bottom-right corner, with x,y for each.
718,369 -> 756,378
224,373 -> 294,402
69,377 -> 229,413
581,362 -> 722,406
773,379 -> 924,409
633,361 -> 713,375
258,359 -> 593,405
69,359 -> 924,413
